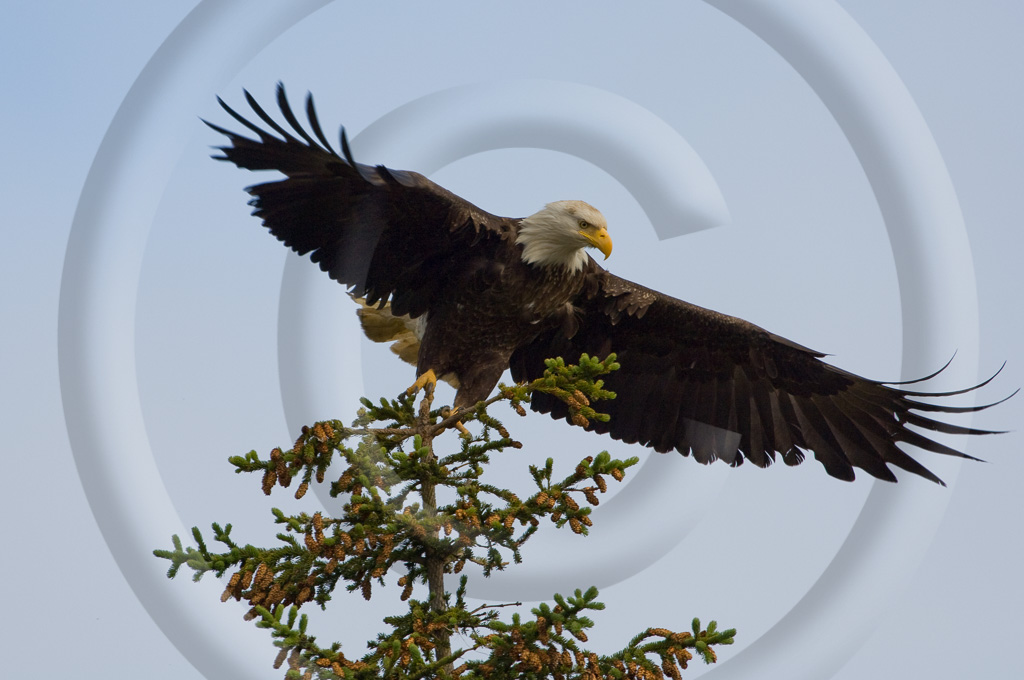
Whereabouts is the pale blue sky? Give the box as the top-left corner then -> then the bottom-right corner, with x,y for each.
3,2 -> 1021,678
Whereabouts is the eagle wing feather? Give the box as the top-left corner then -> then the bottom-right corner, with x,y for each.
207,83 -> 515,319
510,264 -> 1006,485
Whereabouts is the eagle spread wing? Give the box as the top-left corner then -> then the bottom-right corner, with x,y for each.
210,84 -> 1009,486
206,86 -> 516,319
511,264 -> 1007,485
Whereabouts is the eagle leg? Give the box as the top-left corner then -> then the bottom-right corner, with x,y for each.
448,407 -> 471,437
408,370 -> 469,434
406,368 -> 438,396
438,405 -> 471,436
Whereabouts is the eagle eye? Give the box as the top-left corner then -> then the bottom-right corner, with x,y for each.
579,220 -> 589,229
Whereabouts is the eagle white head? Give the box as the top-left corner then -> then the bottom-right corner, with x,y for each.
516,200 -> 613,273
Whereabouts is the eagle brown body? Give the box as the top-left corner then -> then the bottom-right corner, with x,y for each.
208,84 -> 1008,485
416,259 -> 585,408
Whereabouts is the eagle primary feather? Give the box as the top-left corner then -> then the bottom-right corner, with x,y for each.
207,84 -> 1009,486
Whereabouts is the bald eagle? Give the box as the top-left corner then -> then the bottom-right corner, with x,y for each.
207,84 -> 1007,486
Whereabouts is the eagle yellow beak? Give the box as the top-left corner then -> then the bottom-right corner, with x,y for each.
581,227 -> 613,260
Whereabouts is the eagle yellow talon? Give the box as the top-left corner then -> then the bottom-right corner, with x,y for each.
407,369 -> 438,395
440,405 -> 471,436
440,403 -> 471,436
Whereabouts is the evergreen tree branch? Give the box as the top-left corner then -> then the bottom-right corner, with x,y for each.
155,354 -> 736,678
